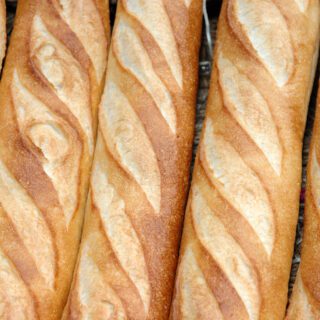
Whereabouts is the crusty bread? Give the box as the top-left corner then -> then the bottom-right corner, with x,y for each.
286,83 -> 320,320
170,1 -> 320,319
0,0 -> 109,319
0,0 -> 5,71
62,1 -> 203,319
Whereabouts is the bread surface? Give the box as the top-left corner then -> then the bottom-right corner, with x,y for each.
0,0 -> 109,318
287,83 -> 320,320
62,0 -> 203,319
170,1 -> 320,319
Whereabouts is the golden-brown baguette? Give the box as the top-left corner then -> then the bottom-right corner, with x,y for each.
287,83 -> 320,320
62,0 -> 203,319
0,0 -> 109,318
170,1 -> 320,319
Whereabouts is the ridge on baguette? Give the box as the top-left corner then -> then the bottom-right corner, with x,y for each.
31,15 -> 94,155
201,119 -> 275,256
230,0 -> 294,87
100,80 -> 161,214
114,19 -> 177,135
191,186 -> 260,319
90,136 -> 151,314
217,52 -> 282,175
123,0 -> 183,89
54,0 -> 108,82
12,70 -> 81,227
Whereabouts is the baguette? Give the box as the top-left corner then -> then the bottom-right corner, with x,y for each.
62,0 -> 203,319
170,1 -> 320,319
287,83 -> 320,320
0,0 -> 109,318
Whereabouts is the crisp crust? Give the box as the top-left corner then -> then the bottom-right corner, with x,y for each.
170,1 -> 320,319
62,0 -> 203,319
287,83 -> 320,320
0,0 -> 109,319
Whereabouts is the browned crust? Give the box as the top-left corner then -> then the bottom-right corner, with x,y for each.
171,0 -> 320,319
0,0 -> 110,319
62,1 -> 203,319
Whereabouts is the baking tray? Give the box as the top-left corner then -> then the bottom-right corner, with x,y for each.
4,0 -> 319,299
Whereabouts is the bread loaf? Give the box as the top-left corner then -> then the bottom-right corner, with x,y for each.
170,1 -> 320,319
286,83 -> 320,319
0,0 -> 109,318
62,0 -> 203,319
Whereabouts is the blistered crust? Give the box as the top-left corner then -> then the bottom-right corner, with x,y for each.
171,0 -> 320,319
0,0 -> 109,319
